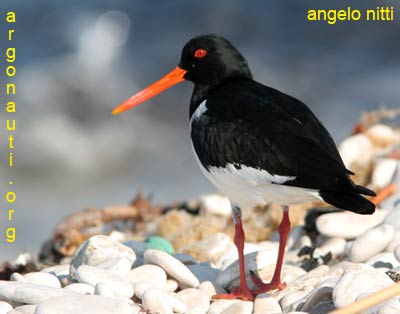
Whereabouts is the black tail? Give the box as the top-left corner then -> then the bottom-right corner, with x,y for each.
319,190 -> 375,215
354,185 -> 376,197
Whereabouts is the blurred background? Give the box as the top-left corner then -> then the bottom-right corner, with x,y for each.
0,0 -> 399,262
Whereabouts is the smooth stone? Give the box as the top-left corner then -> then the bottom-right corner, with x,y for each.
40,265 -> 70,285
349,224 -> 395,262
142,288 -> 172,314
122,241 -> 148,257
216,250 -> 277,288
200,194 -> 231,216
220,300 -> 253,314
176,288 -> 209,314
372,159 -> 398,189
386,232 -> 400,252
333,264 -> 395,308
64,283 -> 94,295
182,233 -> 231,265
367,252 -> 400,269
127,264 -> 166,289
316,210 -> 388,239
76,265 -> 134,298
94,282 -> 114,297
163,293 -> 188,313
208,300 -> 241,314
217,243 -> 268,270
280,290 -> 311,313
187,263 -> 220,283
338,133 -> 373,168
96,257 -> 132,279
70,235 -> 136,278
198,281 -> 225,298
10,273 -> 27,282
274,266 -> 329,301
395,244 -> 400,262
319,237 -> 347,258
384,207 -> 400,231
378,297 -> 400,314
23,272 -> 61,289
143,249 -> 199,288
13,305 -> 37,314
7,311 -> 22,314
134,281 -> 157,299
163,279 -> 179,293
300,284 -> 334,312
0,281 -> 78,304
0,301 -> 12,313
338,133 -> 374,169
34,294 -> 138,314
254,293 -> 282,313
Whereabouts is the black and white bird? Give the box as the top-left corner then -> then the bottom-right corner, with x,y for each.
112,34 -> 376,300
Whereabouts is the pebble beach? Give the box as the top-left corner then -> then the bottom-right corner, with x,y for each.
1,119 -> 400,314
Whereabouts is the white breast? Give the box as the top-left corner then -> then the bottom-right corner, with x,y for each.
190,100 -> 207,131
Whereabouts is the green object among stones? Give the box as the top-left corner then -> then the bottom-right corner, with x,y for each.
145,236 -> 175,254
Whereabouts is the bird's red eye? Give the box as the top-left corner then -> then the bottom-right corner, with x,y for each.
194,49 -> 207,59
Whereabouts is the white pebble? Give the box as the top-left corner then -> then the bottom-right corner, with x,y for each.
163,279 -> 179,293
395,244 -> 400,262
254,293 -> 282,313
40,265 -> 70,285
143,249 -> 199,288
220,300 -> 253,314
23,272 -> 61,289
0,301 -> 12,313
371,159 -> 398,189
127,264 -> 166,289
0,281 -> 78,304
367,252 -> 400,268
34,294 -> 138,314
198,281 -> 225,298
316,210 -> 388,239
76,265 -> 133,299
64,283 -> 94,295
13,305 -> 36,314
96,257 -> 132,279
208,300 -> 241,314
70,235 -> 136,278
94,282 -> 114,297
333,264 -> 395,308
339,133 -> 373,169
384,207 -> 400,231
216,250 -> 277,288
142,288 -> 172,314
200,194 -> 231,216
176,288 -> 209,314
378,296 -> 400,314
133,281 -> 156,299
348,224 -> 395,262
10,273 -> 26,282
319,237 -> 347,257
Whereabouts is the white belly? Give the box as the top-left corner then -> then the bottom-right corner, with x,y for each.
193,148 -> 320,209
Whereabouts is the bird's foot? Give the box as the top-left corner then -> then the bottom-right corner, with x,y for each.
212,276 -> 286,301
212,287 -> 256,301
250,272 -> 287,293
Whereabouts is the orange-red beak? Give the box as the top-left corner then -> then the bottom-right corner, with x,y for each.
112,67 -> 187,115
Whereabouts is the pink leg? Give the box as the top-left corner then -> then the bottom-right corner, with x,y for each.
213,213 -> 254,300
251,206 -> 290,293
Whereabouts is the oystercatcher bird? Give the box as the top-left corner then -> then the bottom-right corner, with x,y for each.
112,34 -> 376,300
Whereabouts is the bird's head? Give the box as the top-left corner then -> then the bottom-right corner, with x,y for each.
112,34 -> 251,115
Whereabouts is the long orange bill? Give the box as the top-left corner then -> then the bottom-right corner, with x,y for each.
112,67 -> 187,115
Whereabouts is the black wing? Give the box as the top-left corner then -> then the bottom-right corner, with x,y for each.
190,78 -> 375,213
